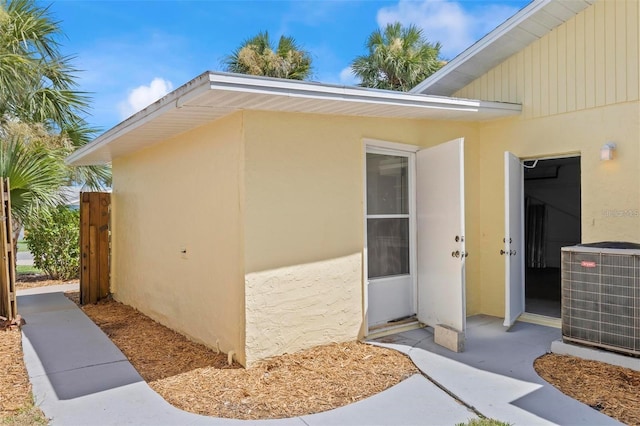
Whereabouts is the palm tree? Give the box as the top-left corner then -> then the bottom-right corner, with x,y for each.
0,0 -> 110,255
223,31 -> 312,80
351,23 -> 443,91
0,0 -> 89,129
0,0 -> 109,186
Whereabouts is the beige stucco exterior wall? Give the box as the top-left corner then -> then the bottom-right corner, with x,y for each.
475,103 -> 640,317
241,110 -> 481,365
108,105 -> 485,367
110,112 -> 247,364
453,0 -> 640,318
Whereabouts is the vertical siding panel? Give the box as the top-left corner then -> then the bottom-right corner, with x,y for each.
525,44 -> 534,119
461,83 -> 472,99
584,5 -> 596,108
464,86 -> 473,99
604,0 -> 617,105
566,16 -> 577,112
494,65 -> 502,101
531,41 -> 541,118
539,36 -> 550,117
480,73 -> 489,100
594,0 -> 606,106
472,81 -> 481,99
465,85 -> 473,99
627,0 -> 639,100
548,30 -> 559,115
509,56 -> 518,103
502,62 -> 510,102
471,80 -> 481,99
517,51 -> 525,105
576,11 -> 586,110
557,24 -> 567,114
487,68 -> 497,101
615,0 -> 627,102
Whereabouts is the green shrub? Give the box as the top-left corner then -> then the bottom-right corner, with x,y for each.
25,206 -> 79,280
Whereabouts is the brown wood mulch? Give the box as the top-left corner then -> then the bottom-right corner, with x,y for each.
22,281 -> 639,423
65,291 -> 418,420
535,353 -> 640,425
15,275 -> 78,289
0,329 -> 31,414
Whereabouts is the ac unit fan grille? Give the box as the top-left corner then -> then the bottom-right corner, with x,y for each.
562,249 -> 640,356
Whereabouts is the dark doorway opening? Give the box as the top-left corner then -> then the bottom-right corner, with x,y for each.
524,156 -> 581,318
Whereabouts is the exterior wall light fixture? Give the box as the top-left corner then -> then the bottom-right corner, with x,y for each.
600,142 -> 616,161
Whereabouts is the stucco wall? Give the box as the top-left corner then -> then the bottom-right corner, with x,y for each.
240,110 -> 481,365
110,112 -> 247,364
475,101 -> 640,317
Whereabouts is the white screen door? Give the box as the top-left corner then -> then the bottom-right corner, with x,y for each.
366,149 -> 415,328
504,152 -> 525,327
416,138 -> 466,333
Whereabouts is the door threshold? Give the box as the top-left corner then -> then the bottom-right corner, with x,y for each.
367,319 -> 423,339
518,312 -> 561,329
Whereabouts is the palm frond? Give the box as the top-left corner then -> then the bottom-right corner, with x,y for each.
352,22 -> 443,91
223,30 -> 312,80
0,136 -> 66,224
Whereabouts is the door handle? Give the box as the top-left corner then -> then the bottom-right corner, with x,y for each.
451,250 -> 460,258
500,249 -> 506,255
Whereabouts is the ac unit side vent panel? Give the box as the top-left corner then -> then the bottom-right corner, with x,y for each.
562,245 -> 640,357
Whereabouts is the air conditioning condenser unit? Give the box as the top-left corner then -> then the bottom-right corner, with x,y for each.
561,242 -> 640,356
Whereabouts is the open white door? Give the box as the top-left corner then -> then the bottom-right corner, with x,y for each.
416,138 -> 466,333
504,152 -> 525,327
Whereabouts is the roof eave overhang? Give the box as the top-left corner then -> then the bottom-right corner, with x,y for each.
411,0 -> 596,96
67,72 -> 521,166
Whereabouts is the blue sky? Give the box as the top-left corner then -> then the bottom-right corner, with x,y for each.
47,0 -> 530,131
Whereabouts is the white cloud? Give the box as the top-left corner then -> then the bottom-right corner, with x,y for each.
118,77 -> 174,119
376,1 -> 519,59
339,67 -> 358,86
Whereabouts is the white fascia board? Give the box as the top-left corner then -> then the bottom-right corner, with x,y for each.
67,71 -> 521,166
208,72 -> 517,113
411,0 -> 554,95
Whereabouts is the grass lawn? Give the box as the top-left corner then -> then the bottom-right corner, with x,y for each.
16,265 -> 42,275
16,240 -> 28,252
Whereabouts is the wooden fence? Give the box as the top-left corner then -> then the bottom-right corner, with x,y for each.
0,179 -> 16,320
80,192 -> 111,305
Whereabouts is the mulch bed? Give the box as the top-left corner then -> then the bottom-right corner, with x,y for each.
19,280 -> 639,423
534,353 -> 640,425
65,291 -> 419,420
15,275 -> 77,289
0,329 -> 31,413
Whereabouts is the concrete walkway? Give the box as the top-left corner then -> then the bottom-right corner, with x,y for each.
372,318 -> 621,425
18,285 -> 620,425
16,248 -> 34,266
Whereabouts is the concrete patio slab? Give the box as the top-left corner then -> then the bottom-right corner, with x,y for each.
374,316 -> 622,426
